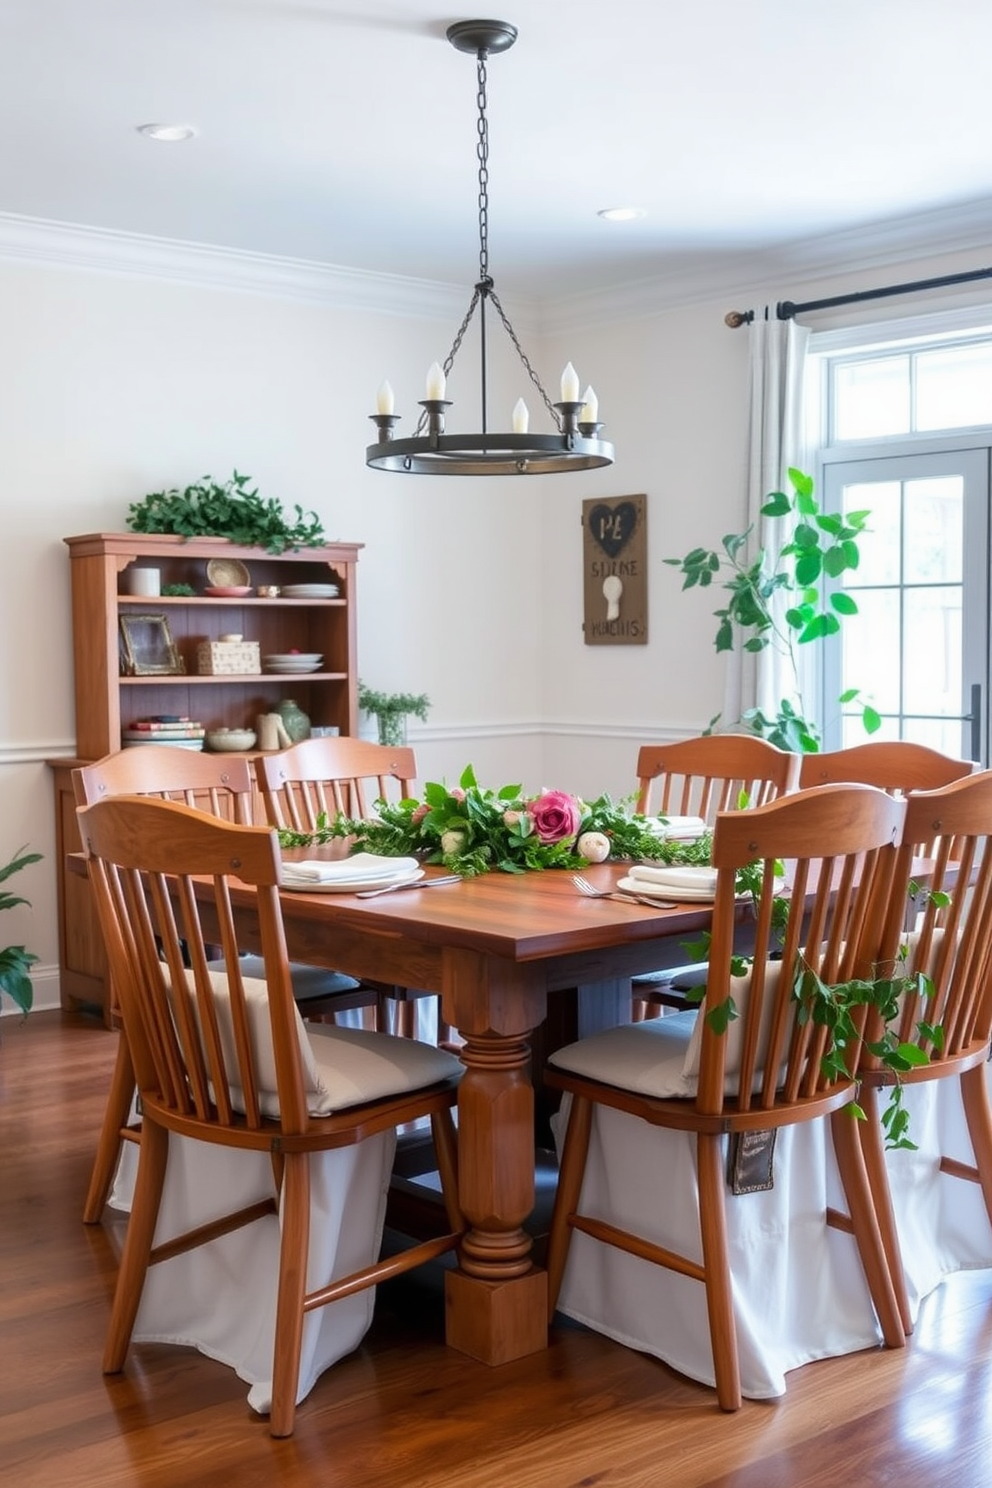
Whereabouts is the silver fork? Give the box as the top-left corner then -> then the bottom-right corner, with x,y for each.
572,874 -> 676,909
356,873 -> 462,899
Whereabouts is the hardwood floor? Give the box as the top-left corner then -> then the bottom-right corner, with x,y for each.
4,1010 -> 992,1488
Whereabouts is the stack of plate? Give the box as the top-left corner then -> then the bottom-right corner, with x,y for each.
122,715 -> 205,750
264,652 -> 323,673
280,852 -> 422,894
281,583 -> 339,599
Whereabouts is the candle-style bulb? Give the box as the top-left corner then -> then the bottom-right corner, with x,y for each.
512,397 -> 529,434
560,362 -> 580,402
425,361 -> 446,400
376,380 -> 395,416
579,385 -> 599,423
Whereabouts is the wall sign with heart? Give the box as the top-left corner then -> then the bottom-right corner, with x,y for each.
581,493 -> 647,646
589,500 -> 638,559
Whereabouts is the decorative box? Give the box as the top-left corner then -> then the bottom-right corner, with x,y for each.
196,639 -> 261,676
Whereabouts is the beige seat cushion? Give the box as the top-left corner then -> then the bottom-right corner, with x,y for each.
178,970 -> 461,1118
681,961 -> 786,1081
549,961 -> 790,1101
547,1010 -> 697,1099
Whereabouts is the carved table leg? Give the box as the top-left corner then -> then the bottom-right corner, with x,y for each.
441,948 -> 548,1365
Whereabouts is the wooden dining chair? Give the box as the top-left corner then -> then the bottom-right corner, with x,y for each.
256,734 -> 417,831
635,733 -> 800,819
797,739 -> 976,794
77,793 -> 463,1438
74,745 -> 382,1225
855,768 -> 992,1335
256,736 -> 446,1041
545,783 -> 908,1410
632,734 -> 800,1015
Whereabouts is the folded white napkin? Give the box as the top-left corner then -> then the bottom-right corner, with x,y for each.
628,863 -> 718,892
644,814 -> 707,840
280,852 -> 419,884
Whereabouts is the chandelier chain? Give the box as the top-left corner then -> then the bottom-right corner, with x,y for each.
413,285 -> 484,435
476,52 -> 489,284
488,289 -> 561,427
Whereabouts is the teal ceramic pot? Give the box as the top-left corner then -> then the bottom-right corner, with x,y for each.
277,698 -> 311,743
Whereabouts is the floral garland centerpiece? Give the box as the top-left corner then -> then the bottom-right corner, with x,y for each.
277,763 -> 714,876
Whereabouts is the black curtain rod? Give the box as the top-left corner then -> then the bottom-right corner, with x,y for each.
724,265 -> 992,328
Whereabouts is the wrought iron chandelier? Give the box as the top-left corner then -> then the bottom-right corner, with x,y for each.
366,19 -> 615,477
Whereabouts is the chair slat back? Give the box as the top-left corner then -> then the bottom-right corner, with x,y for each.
77,795 -> 310,1136
73,746 -> 254,822
869,769 -> 992,1071
797,740 -> 977,795
635,735 -> 799,822
695,783 -> 906,1117
256,736 -> 417,832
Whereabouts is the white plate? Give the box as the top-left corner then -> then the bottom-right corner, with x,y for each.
122,737 -> 204,750
265,653 -> 322,664
281,867 -> 424,894
617,875 -> 716,902
265,662 -> 323,674
281,584 -> 339,598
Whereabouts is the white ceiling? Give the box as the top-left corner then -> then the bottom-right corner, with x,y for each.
4,0 -> 992,304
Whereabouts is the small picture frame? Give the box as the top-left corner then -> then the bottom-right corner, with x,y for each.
119,613 -> 185,676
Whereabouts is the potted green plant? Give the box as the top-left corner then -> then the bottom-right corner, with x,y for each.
358,683 -> 431,747
127,470 -> 327,554
665,467 -> 881,752
0,845 -> 43,1017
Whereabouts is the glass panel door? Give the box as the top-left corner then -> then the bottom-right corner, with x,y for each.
821,448 -> 989,762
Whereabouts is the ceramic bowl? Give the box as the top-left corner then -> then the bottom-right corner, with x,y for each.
205,727 -> 257,752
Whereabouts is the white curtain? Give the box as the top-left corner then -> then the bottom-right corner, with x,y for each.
723,314 -> 811,729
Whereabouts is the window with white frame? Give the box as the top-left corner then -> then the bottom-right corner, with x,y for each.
811,315 -> 992,762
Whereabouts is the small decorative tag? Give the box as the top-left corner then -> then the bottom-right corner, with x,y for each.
727,1129 -> 777,1194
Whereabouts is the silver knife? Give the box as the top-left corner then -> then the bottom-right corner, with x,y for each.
356,873 -> 463,898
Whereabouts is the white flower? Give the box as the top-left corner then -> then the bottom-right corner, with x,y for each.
441,829 -> 466,856
577,830 -> 610,863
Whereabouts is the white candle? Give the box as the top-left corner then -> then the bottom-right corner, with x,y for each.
376,380 -> 394,416
580,385 -> 599,423
512,398 -> 529,434
425,361 -> 446,400
560,362 -> 580,402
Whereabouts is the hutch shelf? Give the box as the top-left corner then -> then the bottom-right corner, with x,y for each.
51,532 -> 362,1018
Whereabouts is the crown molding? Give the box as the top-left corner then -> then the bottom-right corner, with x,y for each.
2,195 -> 991,338
537,195 -> 992,335
0,212 -> 471,322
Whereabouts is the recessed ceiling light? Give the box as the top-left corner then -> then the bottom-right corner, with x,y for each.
136,123 -> 197,143
597,206 -> 646,223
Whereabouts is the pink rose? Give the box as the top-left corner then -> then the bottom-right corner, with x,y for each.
529,789 -> 581,844
410,803 -> 429,825
449,787 -> 466,804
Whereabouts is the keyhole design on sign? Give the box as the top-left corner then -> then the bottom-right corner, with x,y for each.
602,574 -> 623,621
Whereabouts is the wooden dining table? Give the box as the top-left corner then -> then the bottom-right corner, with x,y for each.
215,857 -> 725,1368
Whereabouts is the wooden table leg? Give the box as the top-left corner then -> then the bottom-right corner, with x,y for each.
441,948 -> 548,1365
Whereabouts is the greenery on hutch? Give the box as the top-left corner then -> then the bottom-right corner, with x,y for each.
666,467 -> 881,752
127,470 -> 327,554
0,845 -> 43,1016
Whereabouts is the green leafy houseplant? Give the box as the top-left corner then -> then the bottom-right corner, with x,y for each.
665,467 -> 881,752
127,470 -> 327,555
357,683 -> 431,747
0,845 -> 43,1016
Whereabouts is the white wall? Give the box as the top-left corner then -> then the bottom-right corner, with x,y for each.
3,231 -> 991,1011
